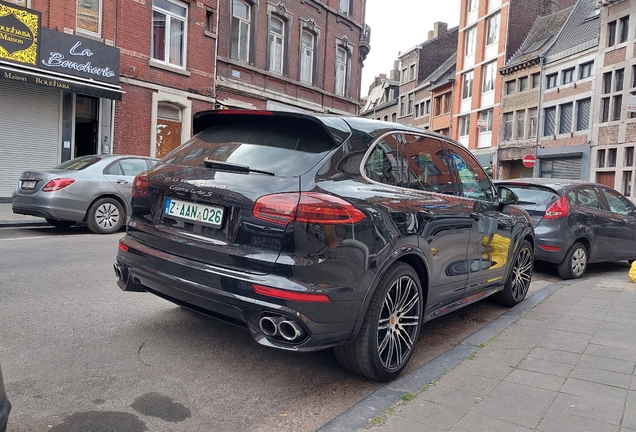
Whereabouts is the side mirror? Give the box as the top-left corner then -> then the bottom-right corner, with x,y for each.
497,186 -> 519,205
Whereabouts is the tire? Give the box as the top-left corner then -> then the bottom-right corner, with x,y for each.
493,239 -> 534,307
45,218 -> 75,229
334,262 -> 423,381
86,197 -> 124,234
557,241 -> 587,280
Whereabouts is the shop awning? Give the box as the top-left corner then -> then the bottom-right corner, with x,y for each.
0,61 -> 123,100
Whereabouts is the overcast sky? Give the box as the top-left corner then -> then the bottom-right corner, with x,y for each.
361,1 -> 461,94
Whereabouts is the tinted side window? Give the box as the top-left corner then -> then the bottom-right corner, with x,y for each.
402,134 -> 454,194
364,135 -> 399,185
446,144 -> 493,200
602,188 -> 634,215
104,162 -> 123,175
575,187 -> 606,210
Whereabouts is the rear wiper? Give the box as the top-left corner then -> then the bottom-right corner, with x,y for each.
203,158 -> 275,176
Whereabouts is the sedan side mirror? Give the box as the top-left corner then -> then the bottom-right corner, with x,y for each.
497,186 -> 519,205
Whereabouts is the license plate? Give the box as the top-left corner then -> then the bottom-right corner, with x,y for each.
164,198 -> 224,227
21,180 -> 37,190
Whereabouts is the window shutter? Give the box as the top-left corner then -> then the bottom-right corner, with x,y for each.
577,99 -> 591,131
545,108 -> 556,136
559,104 -> 573,134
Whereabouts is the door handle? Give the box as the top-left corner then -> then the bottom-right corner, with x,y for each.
117,180 -> 129,184
469,212 -> 480,221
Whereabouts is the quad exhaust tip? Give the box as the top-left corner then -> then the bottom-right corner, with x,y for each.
259,315 -> 306,342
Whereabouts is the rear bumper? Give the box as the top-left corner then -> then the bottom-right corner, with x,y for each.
115,236 -> 364,352
533,222 -> 570,264
12,193 -> 86,222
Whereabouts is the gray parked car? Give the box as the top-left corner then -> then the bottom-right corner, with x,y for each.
496,178 -> 636,279
12,154 -> 157,234
0,363 -> 9,432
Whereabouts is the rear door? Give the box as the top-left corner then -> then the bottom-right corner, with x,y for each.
599,187 -> 636,260
104,158 -> 153,204
568,186 -> 613,260
398,133 -> 471,311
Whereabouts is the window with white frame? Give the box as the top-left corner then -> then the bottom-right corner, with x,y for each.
478,109 -> 493,132
152,0 -> 187,68
300,30 -> 315,84
482,61 -> 496,93
231,0 -> 251,62
462,71 -> 474,99
335,45 -> 349,96
486,13 -> 500,46
459,115 -> 471,137
339,0 -> 351,15
465,26 -> 477,56
269,16 -> 285,74
77,0 -> 102,35
468,0 -> 478,12
579,61 -> 593,79
562,68 -> 574,85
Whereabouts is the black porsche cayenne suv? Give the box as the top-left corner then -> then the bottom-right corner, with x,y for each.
115,110 -> 534,381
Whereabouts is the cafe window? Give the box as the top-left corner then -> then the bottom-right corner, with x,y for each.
77,0 -> 102,36
152,0 -> 188,68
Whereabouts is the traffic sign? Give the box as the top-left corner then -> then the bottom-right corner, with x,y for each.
522,154 -> 536,168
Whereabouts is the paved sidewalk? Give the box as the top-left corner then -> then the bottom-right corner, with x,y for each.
321,272 -> 636,431
0,202 -> 47,227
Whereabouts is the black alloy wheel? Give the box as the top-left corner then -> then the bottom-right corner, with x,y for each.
493,239 -> 533,307
334,262 -> 423,381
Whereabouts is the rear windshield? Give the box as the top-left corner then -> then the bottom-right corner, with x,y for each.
505,185 -> 559,206
162,123 -> 336,176
54,156 -> 102,170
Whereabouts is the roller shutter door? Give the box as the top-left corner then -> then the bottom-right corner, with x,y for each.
552,158 -> 582,180
0,81 -> 60,198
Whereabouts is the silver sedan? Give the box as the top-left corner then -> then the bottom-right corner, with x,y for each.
12,154 -> 157,234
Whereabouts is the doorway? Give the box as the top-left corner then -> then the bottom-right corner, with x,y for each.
156,103 -> 183,158
75,95 -> 99,157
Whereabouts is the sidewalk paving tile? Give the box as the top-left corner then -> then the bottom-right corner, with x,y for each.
585,343 -> 636,363
537,410 -> 620,432
468,381 -> 558,429
374,412 -> 446,432
517,356 -> 576,377
527,346 -> 581,365
552,315 -> 603,335
591,328 -> 636,351
504,368 -> 566,392
397,398 -> 475,430
577,353 -> 635,375
549,392 -> 624,425
570,365 -> 633,389
560,378 -> 629,403
536,330 -> 593,353
451,411 -> 533,432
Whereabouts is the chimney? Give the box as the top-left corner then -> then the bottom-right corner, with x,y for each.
428,22 -> 448,40
541,0 -> 557,15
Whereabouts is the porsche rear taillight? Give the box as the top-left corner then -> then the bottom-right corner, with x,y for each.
132,172 -> 148,197
42,178 -> 75,192
253,192 -> 366,226
544,195 -> 569,219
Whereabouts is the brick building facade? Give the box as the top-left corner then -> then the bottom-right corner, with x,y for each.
591,0 -> 636,200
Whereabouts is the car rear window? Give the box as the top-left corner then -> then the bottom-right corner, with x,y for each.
54,156 -> 102,170
163,123 -> 336,176
505,185 -> 560,206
